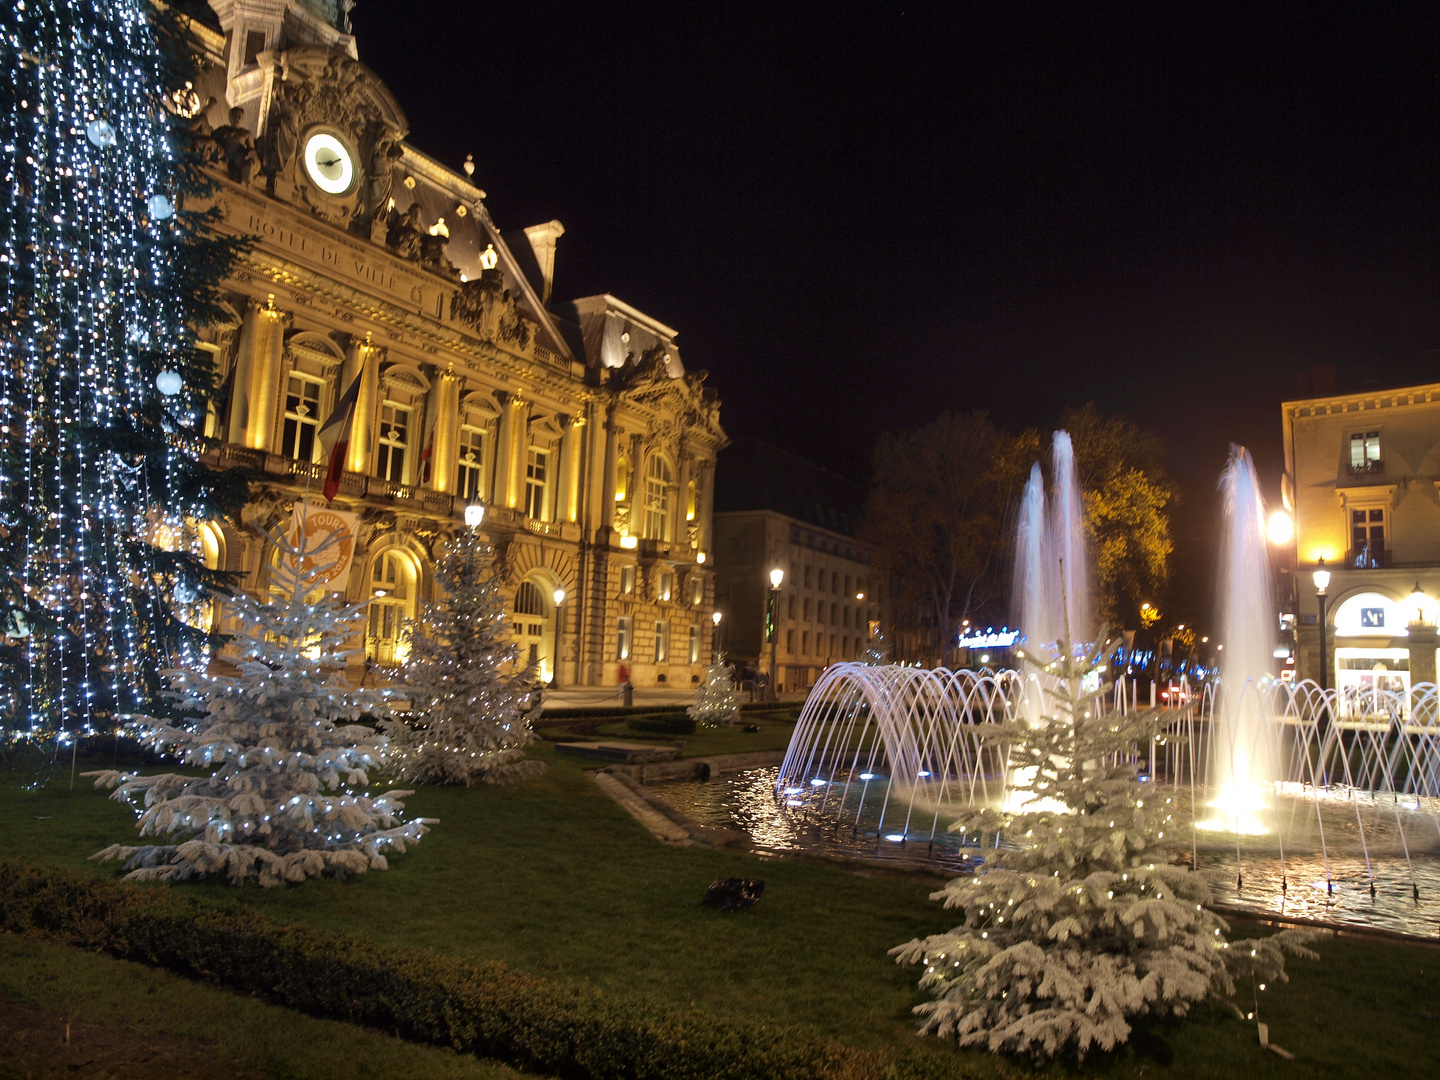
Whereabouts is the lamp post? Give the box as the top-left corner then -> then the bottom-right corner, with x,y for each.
1313,559 -> 1330,690
767,567 -> 784,701
711,609 -> 722,662
550,587 -> 565,688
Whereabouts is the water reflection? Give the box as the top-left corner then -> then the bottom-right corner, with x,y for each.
658,768 -> 1440,937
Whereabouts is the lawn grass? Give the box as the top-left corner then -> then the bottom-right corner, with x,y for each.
0,933 -> 529,1079
4,742 -> 1439,1078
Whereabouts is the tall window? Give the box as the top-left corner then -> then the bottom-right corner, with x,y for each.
1350,431 -> 1382,473
802,630 -> 810,655
617,616 -> 631,660
513,579 -> 548,675
619,565 -> 635,595
281,374 -> 324,462
658,572 -> 673,602
691,575 -> 704,605
457,424 -> 486,500
787,593 -> 796,619
654,620 -> 668,663
644,455 -> 672,540
615,454 -> 630,502
686,479 -> 697,521
367,551 -> 414,664
786,628 -> 795,653
688,624 -> 699,664
525,447 -> 550,520
376,401 -> 410,483
1351,508 -> 1386,567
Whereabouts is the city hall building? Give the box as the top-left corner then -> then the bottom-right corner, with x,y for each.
1284,379 -> 1440,702
185,1 -> 726,687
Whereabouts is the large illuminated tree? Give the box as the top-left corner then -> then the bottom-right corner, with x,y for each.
891,640 -> 1316,1058
0,1 -> 245,739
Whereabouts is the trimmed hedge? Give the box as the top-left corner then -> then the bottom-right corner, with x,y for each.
626,713 -> 697,735
0,859 -> 889,1080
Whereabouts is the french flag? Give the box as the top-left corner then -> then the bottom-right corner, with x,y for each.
317,360 -> 366,503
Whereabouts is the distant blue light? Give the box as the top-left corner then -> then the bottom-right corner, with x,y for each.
885,833 -> 906,842
810,778 -> 827,786
859,773 -> 876,781
917,770 -> 931,777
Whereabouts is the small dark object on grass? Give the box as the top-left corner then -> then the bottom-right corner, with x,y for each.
704,878 -> 764,911
742,723 -> 760,733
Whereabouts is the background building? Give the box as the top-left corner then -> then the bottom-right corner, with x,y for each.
712,441 -> 883,691
188,0 -> 726,687
1283,379 -> 1440,698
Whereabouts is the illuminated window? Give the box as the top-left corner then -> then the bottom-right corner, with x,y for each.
367,550 -> 416,664
654,620 -> 668,663
1351,509 -> 1386,566
281,374 -> 324,462
659,571 -> 673,602
1349,431 -> 1381,472
686,478 -> 696,521
691,575 -> 703,605
617,616 -> 631,660
619,565 -> 635,595
688,624 -> 700,664
644,455 -> 672,540
525,447 -> 550,520
457,424 -> 486,500
376,402 -> 410,483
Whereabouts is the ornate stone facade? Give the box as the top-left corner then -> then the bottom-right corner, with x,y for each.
189,3 -> 726,687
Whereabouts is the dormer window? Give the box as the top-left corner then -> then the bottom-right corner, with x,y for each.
1349,431 -> 1381,475
242,29 -> 267,68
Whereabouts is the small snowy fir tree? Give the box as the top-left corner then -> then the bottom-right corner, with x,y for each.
381,525 -> 544,786
890,637 -> 1316,1058
85,528 -> 432,887
688,652 -> 741,727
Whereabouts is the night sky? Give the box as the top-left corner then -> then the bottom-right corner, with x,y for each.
354,2 -> 1437,616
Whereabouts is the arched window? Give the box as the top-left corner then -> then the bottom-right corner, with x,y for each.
686,478 -> 697,522
615,454 -> 630,502
644,454 -> 672,541
512,578 -> 557,682
367,550 -> 417,665
457,423 -> 487,500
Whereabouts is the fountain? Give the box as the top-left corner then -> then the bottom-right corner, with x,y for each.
650,438 -> 1440,936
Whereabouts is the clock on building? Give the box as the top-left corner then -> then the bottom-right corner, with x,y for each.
301,129 -> 358,196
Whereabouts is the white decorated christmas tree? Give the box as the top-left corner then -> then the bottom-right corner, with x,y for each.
85,527 -> 432,887
688,652 -> 741,727
891,638 -> 1315,1058
381,522 -> 544,786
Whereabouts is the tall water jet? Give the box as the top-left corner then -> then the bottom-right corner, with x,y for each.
1012,431 -> 1091,660
1204,445 -> 1278,834
1050,431 -> 1091,651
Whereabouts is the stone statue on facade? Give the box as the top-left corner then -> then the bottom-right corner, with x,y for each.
211,107 -> 257,185
385,203 -> 424,260
365,137 -> 403,239
261,79 -> 305,196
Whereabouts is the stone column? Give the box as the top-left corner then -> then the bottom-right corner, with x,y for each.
1408,622 -> 1438,687
599,407 -> 619,531
233,296 -> 287,450
340,335 -> 381,475
559,414 -> 583,523
698,458 -> 716,554
675,448 -> 691,549
426,371 -> 460,492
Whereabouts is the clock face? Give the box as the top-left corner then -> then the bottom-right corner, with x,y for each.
302,130 -> 356,196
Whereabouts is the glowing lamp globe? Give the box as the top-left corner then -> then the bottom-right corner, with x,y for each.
553,587 -> 566,606
769,568 -> 784,588
712,610 -> 722,625
464,502 -> 485,529
155,370 -> 183,396
1312,560 -> 1330,594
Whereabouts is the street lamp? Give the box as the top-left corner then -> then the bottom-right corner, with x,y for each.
464,501 -> 485,530
767,567 -> 784,700
1313,559 -> 1330,690
711,609 -> 722,662
549,587 -> 565,688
